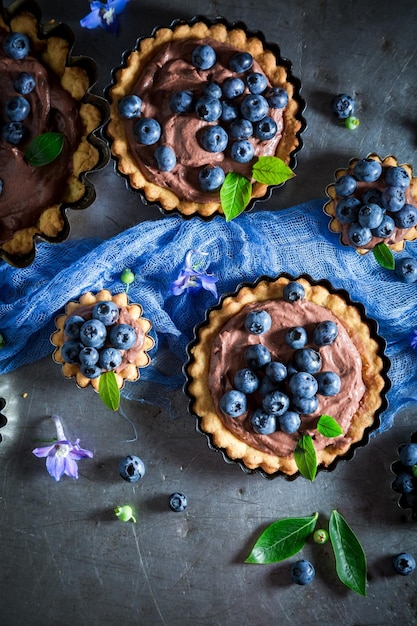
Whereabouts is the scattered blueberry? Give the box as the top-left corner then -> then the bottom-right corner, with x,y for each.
266,86 -> 288,109
234,368 -> 259,394
3,32 -> 30,59
195,96 -> 222,122
13,72 -> 35,94
118,95 -> 142,118
230,118 -> 253,140
220,390 -> 247,417
265,361 -> 287,383
251,409 -> 277,434
392,552 -> 416,576
230,139 -> 255,163
198,165 -> 225,192
254,116 -> 277,140
288,372 -> 318,399
381,186 -> 405,212
5,96 -> 30,122
399,443 -> 417,467
240,94 -> 269,122
393,204 -> 417,229
229,51 -> 253,73
133,117 -> 161,145
278,410 -> 301,434
285,326 -> 308,349
395,257 -> 417,283
245,344 -> 271,369
353,158 -> 382,183
262,390 -> 290,415
192,44 -> 216,70
316,371 -> 341,396
393,472 -> 415,494
200,125 -> 228,153
348,222 -> 373,247
109,324 -> 137,350
118,455 -> 146,483
385,166 -> 410,190
293,348 -> 322,373
99,347 -> 123,371
92,301 -> 119,326
80,319 -> 107,349
202,82 -> 222,99
169,90 -> 194,114
246,72 -> 267,95
291,394 -> 319,415
64,314 -> 85,339
222,77 -> 245,99
2,121 -> 27,145
291,559 -> 315,585
334,174 -> 357,197
169,492 -> 188,512
154,145 -> 177,172
283,281 -> 305,302
313,320 -> 338,346
332,93 -> 355,119
220,100 -> 239,122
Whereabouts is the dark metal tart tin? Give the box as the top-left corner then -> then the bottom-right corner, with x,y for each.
0,0 -> 110,268
104,15 -> 306,221
183,273 -> 391,480
391,431 -> 417,521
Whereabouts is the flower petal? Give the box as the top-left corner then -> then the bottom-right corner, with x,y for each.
46,454 -> 65,481
69,442 -> 94,460
80,9 -> 102,29
32,444 -> 56,458
63,456 -> 79,479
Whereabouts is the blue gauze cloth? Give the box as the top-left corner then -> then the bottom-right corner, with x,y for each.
1,198 -> 417,432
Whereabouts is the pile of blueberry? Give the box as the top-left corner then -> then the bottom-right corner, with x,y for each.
118,43 -> 289,192
60,301 -> 137,379
332,157 -> 417,249
219,281 -> 342,436
2,32 -> 35,147
391,433 -> 417,520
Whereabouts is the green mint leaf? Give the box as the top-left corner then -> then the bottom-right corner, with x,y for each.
372,242 -> 395,270
220,172 -> 252,221
252,156 -> 295,185
329,509 -> 367,596
294,434 -> 317,481
245,513 -> 318,564
24,132 -> 64,167
317,415 -> 343,438
99,371 -> 120,411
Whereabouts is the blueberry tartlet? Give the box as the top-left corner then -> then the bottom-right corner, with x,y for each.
324,153 -> 417,254
51,290 -> 154,392
184,275 -> 390,478
106,16 -> 305,218
0,0 -> 108,267
391,431 -> 417,521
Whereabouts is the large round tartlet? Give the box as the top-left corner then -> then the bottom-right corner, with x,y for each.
324,153 -> 417,254
0,0 -> 109,267
106,17 -> 305,218
184,275 -> 390,478
51,290 -> 154,392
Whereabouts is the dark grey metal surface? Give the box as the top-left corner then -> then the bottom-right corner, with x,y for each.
2,1 -> 417,624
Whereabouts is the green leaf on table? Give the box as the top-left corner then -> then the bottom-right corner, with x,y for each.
24,132 -> 64,167
245,512 -> 318,564
329,509 -> 367,596
317,414 -> 343,438
252,156 -> 295,185
294,434 -> 317,481
99,371 -> 120,411
372,242 -> 395,270
220,171 -> 252,221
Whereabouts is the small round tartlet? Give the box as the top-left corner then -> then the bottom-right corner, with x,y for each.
105,16 -> 305,218
184,274 -> 390,478
391,431 -> 417,521
324,153 -> 417,254
51,290 -> 154,392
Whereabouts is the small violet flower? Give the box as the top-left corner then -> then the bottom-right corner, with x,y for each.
80,0 -> 130,34
32,415 -> 93,482
169,250 -> 218,297
410,329 -> 417,350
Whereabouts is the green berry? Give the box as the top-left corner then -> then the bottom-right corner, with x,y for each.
121,268 -> 135,293
313,528 -> 329,544
114,504 -> 136,522
345,116 -> 360,130
412,465 -> 417,478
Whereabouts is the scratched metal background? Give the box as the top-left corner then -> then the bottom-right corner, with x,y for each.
1,0 -> 417,624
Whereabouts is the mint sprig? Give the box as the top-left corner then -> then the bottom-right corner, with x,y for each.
98,371 -> 120,411
220,156 -> 295,221
24,132 -> 64,167
372,242 -> 395,270
294,415 -> 343,481
245,510 -> 367,596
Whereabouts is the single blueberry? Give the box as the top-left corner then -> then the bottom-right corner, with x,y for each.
393,204 -> 417,229
285,326 -> 308,349
220,100 -> 239,122
372,214 -> 395,238
80,319 -> 107,349
195,96 -> 222,122
220,390 -> 247,417
200,125 -> 228,153
3,32 -> 30,59
392,553 -> 416,576
234,368 -> 259,394
335,197 -> 361,224
222,77 -> 245,99
353,158 -> 382,183
92,301 -> 119,326
64,314 -> 86,339
5,96 -> 30,122
288,372 -> 318,399
202,82 -> 222,99
244,310 -> 272,335
0,179 -> 3,195
399,443 -> 417,467
198,165 -> 225,192
395,257 -> 417,283
316,371 -> 341,396
245,344 -> 271,369
393,472 -> 415,494
385,166 -> 410,190
334,174 -> 357,197
312,320 -> 338,346
80,363 -> 102,379
246,72 -> 268,95
154,145 -> 177,172
133,117 -> 161,145
266,86 -> 289,109
99,347 -> 123,371
169,492 -> 187,512
109,324 -> 137,350
358,203 -> 385,229
381,186 -> 405,212
61,340 -> 83,364
291,394 -> 319,415
13,72 -> 35,95
230,139 -> 255,163
262,390 -> 290,415
169,90 -> 194,114
240,94 -> 269,122
2,121 -> 27,145
362,187 -> 383,206
118,95 -> 142,119
293,348 -> 322,373
229,51 -> 253,73
283,281 -> 305,302
191,44 -> 216,70
291,559 -> 315,585
254,116 -> 277,140
118,454 -> 146,483
348,222 -> 373,247
79,346 -> 100,368
258,376 -> 277,398
278,410 -> 301,434
331,93 -> 355,119
265,361 -> 287,383
230,118 -> 253,140
251,409 -> 277,435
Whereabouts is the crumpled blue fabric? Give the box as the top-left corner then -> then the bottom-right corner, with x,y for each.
1,198 -> 417,432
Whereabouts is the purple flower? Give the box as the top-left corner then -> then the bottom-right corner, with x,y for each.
80,0 -> 130,33
410,329 -> 417,350
169,250 -> 218,297
32,416 -> 93,481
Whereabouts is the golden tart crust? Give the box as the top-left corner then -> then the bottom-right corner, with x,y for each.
185,275 -> 388,477
51,290 -> 154,392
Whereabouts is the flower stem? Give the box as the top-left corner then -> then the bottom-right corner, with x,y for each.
52,415 -> 65,441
